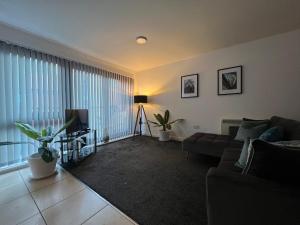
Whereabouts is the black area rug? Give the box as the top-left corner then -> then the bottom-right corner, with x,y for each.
65,136 -> 219,225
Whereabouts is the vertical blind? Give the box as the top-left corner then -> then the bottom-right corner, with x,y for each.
70,63 -> 134,140
0,41 -> 134,168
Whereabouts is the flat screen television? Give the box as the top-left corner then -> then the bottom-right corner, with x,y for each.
65,109 -> 89,134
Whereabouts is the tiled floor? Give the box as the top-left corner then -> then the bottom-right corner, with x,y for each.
0,166 -> 138,225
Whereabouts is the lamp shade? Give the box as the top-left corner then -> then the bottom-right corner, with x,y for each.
134,95 -> 148,103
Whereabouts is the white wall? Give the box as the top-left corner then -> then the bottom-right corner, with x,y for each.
135,29 -> 300,140
0,22 -> 133,77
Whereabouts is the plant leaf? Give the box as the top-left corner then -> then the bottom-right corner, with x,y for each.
41,128 -> 47,137
38,146 -> 47,154
168,119 -> 183,125
37,136 -> 54,143
166,124 -> 172,130
164,110 -> 170,124
41,149 -> 53,163
15,122 -> 41,140
154,114 -> 165,125
53,116 -> 76,138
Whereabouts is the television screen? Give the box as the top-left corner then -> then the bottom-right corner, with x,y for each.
65,109 -> 89,134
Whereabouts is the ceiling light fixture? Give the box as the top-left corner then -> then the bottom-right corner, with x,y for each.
136,36 -> 147,45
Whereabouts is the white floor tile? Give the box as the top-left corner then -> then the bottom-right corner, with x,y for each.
83,205 -> 134,225
0,194 -> 39,225
32,175 -> 85,210
0,171 -> 29,204
20,166 -> 68,192
18,213 -> 46,225
0,168 -> 138,225
42,188 -> 108,225
0,170 -> 22,186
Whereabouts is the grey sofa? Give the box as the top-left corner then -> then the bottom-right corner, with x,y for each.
206,116 -> 300,225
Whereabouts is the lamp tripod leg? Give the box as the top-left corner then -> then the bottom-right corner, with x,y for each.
139,107 -> 142,135
141,105 -> 153,137
133,105 -> 141,135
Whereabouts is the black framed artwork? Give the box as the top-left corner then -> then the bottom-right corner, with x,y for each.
218,66 -> 243,95
181,74 -> 199,98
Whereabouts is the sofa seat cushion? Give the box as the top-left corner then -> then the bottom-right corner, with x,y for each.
182,133 -> 243,157
218,148 -> 243,172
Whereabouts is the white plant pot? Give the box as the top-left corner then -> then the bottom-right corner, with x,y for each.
159,130 -> 170,141
28,153 -> 58,179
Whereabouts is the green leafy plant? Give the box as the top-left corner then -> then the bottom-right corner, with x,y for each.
148,110 -> 182,131
15,117 -> 75,163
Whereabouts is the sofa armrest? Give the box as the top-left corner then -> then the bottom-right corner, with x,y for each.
206,167 -> 300,225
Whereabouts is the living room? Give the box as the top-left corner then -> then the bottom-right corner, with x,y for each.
0,1 -> 300,225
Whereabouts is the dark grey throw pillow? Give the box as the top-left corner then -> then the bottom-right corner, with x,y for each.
235,121 -> 269,141
243,139 -> 300,185
242,118 -> 270,124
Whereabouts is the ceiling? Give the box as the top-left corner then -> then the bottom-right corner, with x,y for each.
0,0 -> 299,72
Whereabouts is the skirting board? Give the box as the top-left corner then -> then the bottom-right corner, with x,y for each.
143,133 -> 185,142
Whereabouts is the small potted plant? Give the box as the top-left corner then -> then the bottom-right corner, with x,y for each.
148,110 -> 182,141
14,118 -> 75,179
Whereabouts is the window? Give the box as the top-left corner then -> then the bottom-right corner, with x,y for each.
70,63 -> 133,141
0,41 -> 133,168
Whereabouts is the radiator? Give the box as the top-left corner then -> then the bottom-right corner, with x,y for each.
221,119 -> 242,136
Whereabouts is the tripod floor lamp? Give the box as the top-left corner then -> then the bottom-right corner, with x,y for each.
133,95 -> 152,136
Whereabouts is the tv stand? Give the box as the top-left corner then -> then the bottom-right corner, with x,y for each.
59,128 -> 97,165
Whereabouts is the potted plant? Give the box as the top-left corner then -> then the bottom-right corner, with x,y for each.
148,110 -> 182,141
14,118 -> 75,179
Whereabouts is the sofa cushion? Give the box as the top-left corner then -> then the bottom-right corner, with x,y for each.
235,126 -> 285,169
244,139 -> 300,185
259,126 -> 284,142
182,133 -> 243,157
243,118 -> 270,124
235,122 -> 269,141
270,116 -> 300,140
235,138 -> 251,169
218,148 -> 242,172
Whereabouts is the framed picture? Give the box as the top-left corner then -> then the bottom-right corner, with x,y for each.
218,66 -> 243,95
181,74 -> 199,98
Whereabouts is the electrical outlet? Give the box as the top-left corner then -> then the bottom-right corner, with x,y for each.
193,125 -> 200,130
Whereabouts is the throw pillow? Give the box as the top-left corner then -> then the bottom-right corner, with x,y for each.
235,138 -> 251,168
243,118 -> 270,124
243,139 -> 300,185
234,123 -> 268,169
235,123 -> 269,141
259,126 -> 284,142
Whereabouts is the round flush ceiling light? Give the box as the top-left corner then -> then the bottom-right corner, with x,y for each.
136,36 -> 147,44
